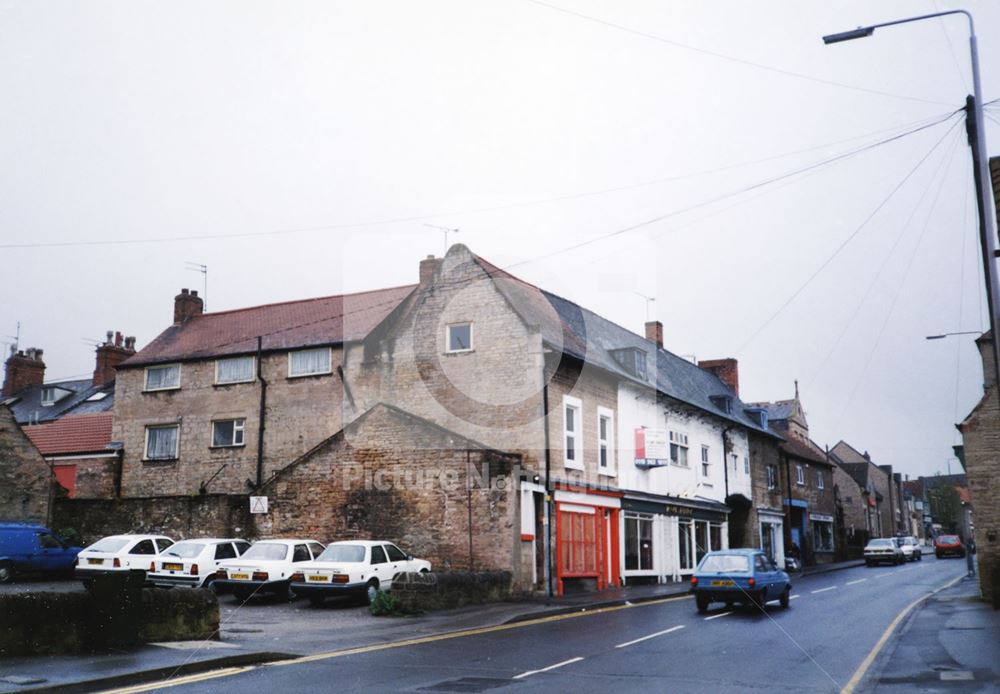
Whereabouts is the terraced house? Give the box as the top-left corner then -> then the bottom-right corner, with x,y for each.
105,244 -> 777,594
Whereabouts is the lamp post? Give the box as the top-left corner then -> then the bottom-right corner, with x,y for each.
926,331 -> 983,340
824,10 -> 1000,401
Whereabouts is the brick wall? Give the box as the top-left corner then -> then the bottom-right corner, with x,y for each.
52,494 -> 251,546
960,334 -> 1000,603
255,404 -> 525,587
54,455 -> 118,499
115,347 -> 348,496
0,407 -> 52,524
833,464 -> 868,553
747,432 -> 783,550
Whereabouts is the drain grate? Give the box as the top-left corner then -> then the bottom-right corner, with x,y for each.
418,677 -> 517,692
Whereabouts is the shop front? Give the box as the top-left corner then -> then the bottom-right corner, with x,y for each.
758,508 -> 785,568
554,488 -> 621,595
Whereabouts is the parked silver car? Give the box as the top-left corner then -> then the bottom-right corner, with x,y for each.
864,538 -> 904,566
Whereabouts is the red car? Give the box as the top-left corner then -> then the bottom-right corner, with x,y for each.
934,534 -> 966,559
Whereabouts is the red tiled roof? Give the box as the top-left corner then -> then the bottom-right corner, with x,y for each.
23,413 -> 113,455
122,285 -> 416,366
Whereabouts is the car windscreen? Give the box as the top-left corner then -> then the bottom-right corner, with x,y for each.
868,540 -> 893,548
242,543 -> 288,560
161,542 -> 205,558
938,535 -> 959,543
87,538 -> 130,553
698,554 -> 749,573
316,544 -> 366,562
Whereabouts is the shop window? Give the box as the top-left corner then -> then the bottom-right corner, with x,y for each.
624,513 -> 653,571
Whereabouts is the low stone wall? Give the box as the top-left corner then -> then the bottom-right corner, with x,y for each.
0,577 -> 219,656
391,570 -> 511,614
52,494 -> 252,545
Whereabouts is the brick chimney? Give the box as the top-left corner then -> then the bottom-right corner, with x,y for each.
93,330 -> 137,386
3,347 -> 46,396
698,358 -> 739,396
645,321 -> 663,349
174,288 -> 204,324
419,255 -> 441,286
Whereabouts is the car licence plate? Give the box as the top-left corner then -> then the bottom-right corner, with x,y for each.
163,563 -> 183,571
88,558 -> 103,565
711,579 -> 735,587
231,572 -> 250,580
308,575 -> 330,583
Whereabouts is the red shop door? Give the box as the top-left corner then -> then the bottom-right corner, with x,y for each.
556,504 -> 620,595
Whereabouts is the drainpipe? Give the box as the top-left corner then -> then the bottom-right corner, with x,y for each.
256,336 -> 267,489
543,382 -> 553,598
721,427 -> 733,499
783,450 -> 794,550
467,449 -> 473,571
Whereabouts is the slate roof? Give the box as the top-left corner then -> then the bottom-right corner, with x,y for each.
746,400 -> 794,422
121,285 -> 417,367
22,413 -> 113,455
471,254 -> 775,436
781,436 -> 830,465
3,379 -> 115,425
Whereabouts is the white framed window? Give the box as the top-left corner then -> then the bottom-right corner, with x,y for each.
669,430 -> 689,467
744,456 -> 750,474
446,322 -> 473,353
701,445 -> 710,477
796,464 -> 805,486
288,347 -> 332,377
817,470 -> 825,490
730,453 -> 738,471
144,424 -> 179,460
563,395 -> 583,469
216,356 -> 255,384
40,386 -> 66,406
766,465 -> 778,490
144,364 -> 181,391
597,406 -> 615,475
212,419 -> 245,447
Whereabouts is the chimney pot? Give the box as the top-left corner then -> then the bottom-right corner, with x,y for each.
174,288 -> 205,324
3,346 -> 47,396
645,321 -> 663,349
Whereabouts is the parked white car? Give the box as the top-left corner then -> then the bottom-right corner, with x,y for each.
75,534 -> 175,586
864,538 -> 904,566
894,535 -> 923,562
214,539 -> 324,601
290,540 -> 431,605
148,538 -> 251,589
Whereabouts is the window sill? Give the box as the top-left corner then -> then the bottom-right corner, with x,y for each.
143,387 -> 181,393
209,444 -> 246,450
142,458 -> 178,465
287,371 -> 333,380
444,349 -> 475,356
214,380 -> 255,387
598,468 -> 617,477
563,461 -> 585,471
670,462 -> 689,468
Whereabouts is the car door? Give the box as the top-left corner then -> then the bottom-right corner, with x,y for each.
35,532 -> 67,571
127,539 -> 157,570
383,544 -> 409,584
754,554 -> 774,599
369,545 -> 390,585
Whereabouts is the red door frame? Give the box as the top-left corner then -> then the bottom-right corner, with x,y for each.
555,502 -> 620,596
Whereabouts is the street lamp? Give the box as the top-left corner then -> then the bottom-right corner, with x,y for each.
926,331 -> 983,340
824,10 -> 1000,401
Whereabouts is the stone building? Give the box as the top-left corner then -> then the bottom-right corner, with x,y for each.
747,386 -> 837,565
958,328 -> 999,604
0,406 -> 54,525
831,442 -> 894,541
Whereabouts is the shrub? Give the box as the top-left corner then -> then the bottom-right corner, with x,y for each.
368,589 -> 400,616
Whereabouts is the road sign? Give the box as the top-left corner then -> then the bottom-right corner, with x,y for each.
250,496 -> 268,514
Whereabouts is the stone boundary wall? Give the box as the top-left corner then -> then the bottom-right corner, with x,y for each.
53,494 -> 252,545
391,570 -> 512,613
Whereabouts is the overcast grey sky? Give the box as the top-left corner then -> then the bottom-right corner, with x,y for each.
3,0 -> 999,480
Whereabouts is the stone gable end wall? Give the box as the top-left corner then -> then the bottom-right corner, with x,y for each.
0,407 -> 52,524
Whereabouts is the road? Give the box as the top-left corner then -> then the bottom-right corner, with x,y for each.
111,557 -> 967,694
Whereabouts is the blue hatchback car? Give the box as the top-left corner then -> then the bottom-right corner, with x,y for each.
690,548 -> 791,612
0,522 -> 82,583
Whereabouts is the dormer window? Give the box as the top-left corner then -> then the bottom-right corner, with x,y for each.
744,407 -> 768,429
610,347 -> 647,380
710,395 -> 732,414
40,386 -> 71,406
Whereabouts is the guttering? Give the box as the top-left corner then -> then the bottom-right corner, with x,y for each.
256,336 -> 267,489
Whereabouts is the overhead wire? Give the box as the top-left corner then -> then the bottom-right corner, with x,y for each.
832,124 -> 964,429
731,115 -> 964,354
525,0 -> 953,107
0,110 -> 962,251
802,119 -> 963,391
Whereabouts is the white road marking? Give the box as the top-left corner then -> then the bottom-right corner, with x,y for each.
703,611 -> 732,621
811,586 -> 837,594
790,594 -> 800,600
846,579 -> 867,586
614,625 -> 685,649
513,656 -> 585,679
875,572 -> 893,579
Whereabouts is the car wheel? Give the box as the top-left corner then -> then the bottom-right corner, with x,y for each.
780,587 -> 790,609
0,562 -> 13,584
865,560 -> 873,567
365,579 -> 380,605
696,594 -> 709,613
308,594 -> 325,607
755,591 -> 767,609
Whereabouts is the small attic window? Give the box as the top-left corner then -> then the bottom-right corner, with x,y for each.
40,387 -> 70,406
85,391 -> 110,402
610,347 -> 647,380
710,395 -> 733,414
744,407 -> 768,429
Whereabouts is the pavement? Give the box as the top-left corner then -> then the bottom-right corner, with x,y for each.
4,553 -> 991,693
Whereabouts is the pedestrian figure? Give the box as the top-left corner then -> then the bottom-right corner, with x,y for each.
966,539 -> 976,577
